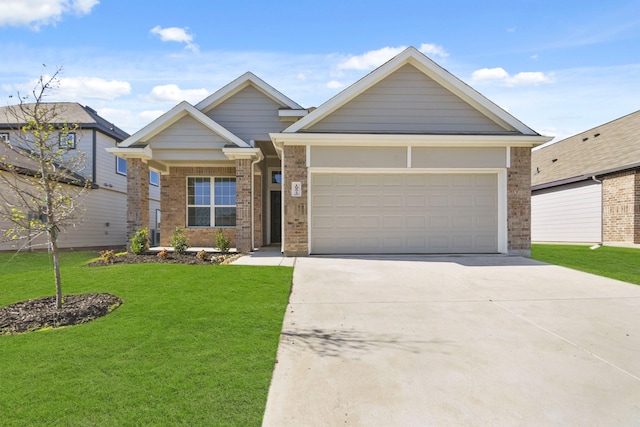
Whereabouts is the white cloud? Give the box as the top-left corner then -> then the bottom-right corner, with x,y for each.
337,44 -> 449,71
471,67 -> 555,87
0,0 -> 99,29
326,80 -> 345,89
139,110 -> 166,123
418,43 -> 449,58
13,75 -> 130,100
148,84 -> 209,104
57,76 -> 131,99
150,26 -> 199,52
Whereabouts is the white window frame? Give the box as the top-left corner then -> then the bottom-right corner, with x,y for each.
186,176 -> 236,228
0,133 -> 8,143
116,157 -> 127,176
150,170 -> 160,186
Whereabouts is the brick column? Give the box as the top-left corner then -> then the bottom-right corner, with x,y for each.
507,147 -> 531,256
235,159 -> 252,253
283,145 -> 308,256
602,170 -> 639,243
126,158 -> 149,243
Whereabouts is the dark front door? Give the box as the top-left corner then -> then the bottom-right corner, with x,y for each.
270,191 -> 282,243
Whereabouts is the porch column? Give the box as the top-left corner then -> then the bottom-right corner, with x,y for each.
235,158 -> 252,253
126,158 -> 149,244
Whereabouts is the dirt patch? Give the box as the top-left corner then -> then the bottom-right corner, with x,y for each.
86,252 -> 243,267
0,293 -> 123,335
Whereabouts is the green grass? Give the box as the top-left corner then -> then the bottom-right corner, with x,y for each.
532,244 -> 640,285
0,251 -> 293,426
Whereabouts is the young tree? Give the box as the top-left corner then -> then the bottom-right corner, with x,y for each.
0,68 -> 90,309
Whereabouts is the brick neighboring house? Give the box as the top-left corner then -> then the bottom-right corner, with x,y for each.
109,47 -> 551,256
531,109 -> 640,244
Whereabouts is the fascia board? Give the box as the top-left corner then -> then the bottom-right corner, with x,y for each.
105,146 -> 152,159
196,72 -> 302,112
270,132 -> 553,148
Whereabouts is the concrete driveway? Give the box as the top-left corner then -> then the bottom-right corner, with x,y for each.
262,255 -> 640,426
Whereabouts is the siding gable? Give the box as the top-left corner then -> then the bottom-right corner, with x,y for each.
305,64 -> 514,134
205,85 -> 286,142
146,115 -> 230,150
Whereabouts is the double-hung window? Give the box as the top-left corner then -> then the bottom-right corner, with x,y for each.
187,177 -> 236,227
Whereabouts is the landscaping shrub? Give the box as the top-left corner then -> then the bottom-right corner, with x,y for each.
172,227 -> 189,254
196,250 -> 209,261
157,249 -> 169,259
130,228 -> 149,255
215,231 -> 231,254
99,250 -> 116,265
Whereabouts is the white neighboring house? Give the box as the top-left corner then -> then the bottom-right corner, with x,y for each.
0,102 -> 160,251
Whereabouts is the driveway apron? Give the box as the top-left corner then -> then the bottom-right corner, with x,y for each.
262,256 -> 640,426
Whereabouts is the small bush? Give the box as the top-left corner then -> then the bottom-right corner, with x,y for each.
130,229 -> 149,255
157,249 -> 169,259
215,231 -> 231,254
99,250 -> 116,264
196,250 -> 208,261
172,227 -> 189,255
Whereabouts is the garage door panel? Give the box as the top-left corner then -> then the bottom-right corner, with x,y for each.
311,173 -> 498,254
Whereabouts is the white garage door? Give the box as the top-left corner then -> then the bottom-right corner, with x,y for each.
311,173 -> 498,254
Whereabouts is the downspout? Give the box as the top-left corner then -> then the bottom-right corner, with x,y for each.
273,142 -> 285,254
592,175 -> 603,248
249,140 -> 263,252
92,129 -> 97,186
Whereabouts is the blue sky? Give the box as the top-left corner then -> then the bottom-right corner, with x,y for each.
1,0 -> 639,143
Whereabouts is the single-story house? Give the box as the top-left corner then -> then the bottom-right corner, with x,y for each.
0,103 -> 160,251
108,47 -> 551,256
531,109 -> 640,245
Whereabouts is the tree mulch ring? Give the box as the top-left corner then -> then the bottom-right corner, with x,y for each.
86,252 -> 243,267
0,293 -> 123,335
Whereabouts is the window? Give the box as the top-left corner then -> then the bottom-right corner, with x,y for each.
271,170 -> 282,184
0,133 -> 8,143
59,132 -> 76,149
116,157 -> 127,175
187,177 -> 236,227
150,170 -> 160,186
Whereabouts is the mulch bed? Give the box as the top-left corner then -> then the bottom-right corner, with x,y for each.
86,252 -> 244,267
0,293 -> 123,335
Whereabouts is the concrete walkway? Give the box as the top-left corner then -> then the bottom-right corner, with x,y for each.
231,246 -> 295,267
262,255 -> 640,426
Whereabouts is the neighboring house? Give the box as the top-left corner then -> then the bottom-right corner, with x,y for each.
531,109 -> 640,245
0,102 -> 161,251
108,47 -> 550,256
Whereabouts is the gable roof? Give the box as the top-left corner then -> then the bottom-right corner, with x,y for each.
531,109 -> 640,187
118,101 -> 249,148
284,47 -> 539,136
0,102 -> 128,141
196,72 -> 302,113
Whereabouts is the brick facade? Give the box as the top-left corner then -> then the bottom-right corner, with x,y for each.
602,169 -> 640,243
160,166 -> 237,248
126,158 -> 149,243
282,145 -> 308,256
235,159 -> 252,253
507,147 -> 532,256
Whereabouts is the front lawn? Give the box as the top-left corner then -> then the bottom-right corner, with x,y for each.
0,251 -> 293,426
531,244 -> 640,285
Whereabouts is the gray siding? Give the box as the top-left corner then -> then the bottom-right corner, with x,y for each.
532,180 -> 602,243
206,85 -> 286,142
147,116 -> 229,150
306,64 -> 512,134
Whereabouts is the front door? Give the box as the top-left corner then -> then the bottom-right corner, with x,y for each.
270,191 -> 282,243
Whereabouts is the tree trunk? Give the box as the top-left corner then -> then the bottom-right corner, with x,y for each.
49,231 -> 63,309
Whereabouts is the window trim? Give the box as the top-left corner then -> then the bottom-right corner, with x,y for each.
116,157 -> 127,176
0,132 -> 8,143
59,132 -> 76,149
186,176 -> 237,228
